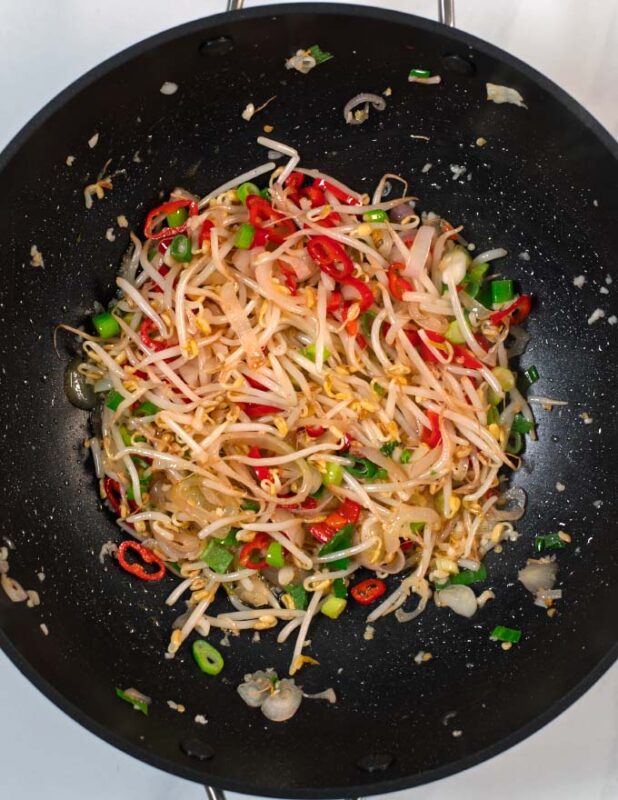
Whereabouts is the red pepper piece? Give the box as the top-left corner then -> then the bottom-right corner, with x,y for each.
300,185 -> 326,208
240,403 -> 283,418
248,446 -> 272,482
308,522 -> 333,544
279,263 -> 298,295
356,332 -> 368,350
104,477 -> 122,516
140,319 -> 169,352
308,498 -> 361,543
199,219 -> 214,245
340,276 -> 374,312
350,577 -> 387,605
301,497 -> 318,510
312,178 -> 363,206
405,329 -> 446,364
117,540 -> 166,582
306,426 -> 326,438
388,262 -> 414,301
326,291 -> 343,314
489,295 -> 532,326
401,540 -> 415,552
158,238 -> 172,254
452,344 -> 482,369
316,211 -> 342,228
285,172 -> 305,192
239,532 -> 270,569
340,433 -> 354,452
421,410 -> 442,449
144,199 -> 198,241
246,195 -> 295,243
150,264 -> 171,293
307,235 -> 354,281
245,375 -> 268,391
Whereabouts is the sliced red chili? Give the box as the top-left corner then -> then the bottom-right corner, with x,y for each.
317,211 -> 341,228
405,329 -> 446,364
300,185 -> 326,208
285,172 -> 305,192
489,295 -> 532,326
117,540 -> 166,582
307,235 -> 354,280
308,522 -> 333,544
309,498 -> 361,543
306,426 -> 326,438
246,195 -> 295,243
199,219 -> 214,245
400,540 -> 415,552
350,578 -> 386,605
301,497 -> 318,510
356,332 -> 368,350
421,410 -> 442,449
144,199 -> 198,241
104,477 -> 122,516
240,403 -> 283,418
150,264 -> 171,293
388,262 -> 414,301
239,532 -> 270,569
245,375 -> 268,391
248,446 -> 272,482
340,276 -> 374,312
326,291 -> 343,314
140,319 -> 169,352
312,178 -> 362,207
452,344 -> 483,369
279,263 -> 298,295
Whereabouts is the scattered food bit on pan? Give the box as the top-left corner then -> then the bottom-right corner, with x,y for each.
383,87 -> 392,96
26,590 -> 40,608
477,589 -> 495,608
160,81 -> 178,96
486,83 -> 527,108
587,308 -> 605,325
241,95 -> 277,122
29,244 -> 44,268
285,44 -> 333,74
410,134 -> 430,141
413,650 -> 433,664
65,155 -> 76,166
37,571 -> 45,583
166,699 -> 186,713
600,286 -> 609,295
518,557 -> 559,609
518,251 -> 530,261
132,150 -> 142,163
105,227 -> 116,242
116,214 -> 129,228
39,623 -> 49,636
449,164 -> 467,181
363,624 -> 375,640
609,315 -> 617,325
238,670 -> 335,721
580,411 -> 593,424
452,729 -> 463,737
88,132 -> 99,149
115,686 -> 151,715
343,92 -> 386,125
573,274 -> 586,288
421,162 -> 433,172
408,68 -> 442,85
475,137 -> 487,147
263,124 -> 274,133
555,482 -> 566,492
490,625 -> 522,645
529,396 -> 568,410
194,714 -> 208,725
98,540 -> 118,564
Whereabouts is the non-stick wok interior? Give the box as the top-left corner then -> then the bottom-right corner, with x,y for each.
0,4 -> 617,796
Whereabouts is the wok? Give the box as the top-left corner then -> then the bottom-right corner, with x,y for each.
0,1 -> 616,797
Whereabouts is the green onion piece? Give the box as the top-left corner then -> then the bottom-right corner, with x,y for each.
237,182 -> 261,204
345,457 -> 381,479
534,533 -> 567,553
360,310 -> 377,338
409,68 -> 431,78
92,311 -> 120,339
446,563 -> 487,587
380,440 -> 400,457
363,209 -> 388,223
523,365 -> 540,386
148,247 -> 158,261
409,522 -> 424,533
490,280 -> 514,305
286,583 -> 308,610
322,462 -> 343,487
375,468 -> 388,480
506,431 -> 523,454
460,276 -> 480,298
469,261 -> 490,282
119,425 -> 133,447
372,383 -> 386,397
166,206 -> 188,227
241,499 -> 260,512
260,187 -> 271,200
476,283 -> 494,308
192,639 -> 224,675
332,577 -> 348,598
105,389 -> 124,411
126,476 -> 151,502
308,44 -> 334,65
115,687 -> 149,715
132,456 -> 150,470
490,625 -> 522,644
300,343 -> 331,362
221,527 -> 240,547
492,366 -> 515,392
168,561 -> 181,573
234,222 -> 255,249
266,540 -> 285,568
318,523 -> 354,570
400,449 -> 412,464
512,413 -> 534,434
445,320 -> 466,344
321,595 -> 347,619
486,406 -> 500,425
200,539 -> 233,574
134,400 -> 159,417
170,234 -> 192,262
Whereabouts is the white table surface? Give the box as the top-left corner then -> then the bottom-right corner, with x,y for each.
0,1 -> 617,798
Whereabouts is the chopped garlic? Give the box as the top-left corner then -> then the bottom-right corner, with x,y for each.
160,81 -> 178,96
29,244 -> 44,268
587,308 -> 605,325
421,162 -> 433,173
475,137 -> 487,147
105,227 -> 116,242
65,155 -> 75,166
117,214 -> 129,228
573,275 -> 586,288
555,481 -> 566,492
194,714 -> 207,725
241,103 -> 255,121
88,133 -> 99,148
486,83 -> 526,108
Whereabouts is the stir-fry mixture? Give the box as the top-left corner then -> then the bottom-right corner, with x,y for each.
69,137 -> 539,679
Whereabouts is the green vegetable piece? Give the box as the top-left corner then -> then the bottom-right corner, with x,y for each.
490,625 -> 522,644
363,209 -> 388,223
332,577 -> 348,598
534,533 -> 567,553
115,687 -> 149,715
166,206 -> 188,227
409,68 -> 431,78
241,499 -> 260,512
300,343 -> 331,362
308,44 -> 334,65
380,440 -> 400,457
260,187 -> 271,200
221,527 -> 240,547
375,468 -> 388,480
237,182 -> 261,204
234,222 -> 255,249
318,523 -> 353,570
286,583 -> 308,610
511,413 -> 534,434
321,595 -> 347,619
409,522 -> 424,533
445,319 -> 466,344
373,383 -> 386,397
126,475 -> 151,502
92,310 -> 120,339
266,540 -> 285,568
506,431 -> 523,454
486,406 -> 500,425
322,462 -> 343,487
192,639 -> 224,675
360,310 -> 377,338
446,563 -> 487,587
400,449 -> 412,464
346,457 -> 380,479
105,389 -> 124,411
469,261 -> 490,282
490,280 -> 514,305
119,425 -> 133,447
200,539 -> 233,574
170,234 -> 192,262
310,485 -> 325,499
134,400 -> 159,417
523,365 -> 540,386
476,283 -> 494,308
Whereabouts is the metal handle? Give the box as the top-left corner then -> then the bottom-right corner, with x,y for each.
204,787 -> 226,800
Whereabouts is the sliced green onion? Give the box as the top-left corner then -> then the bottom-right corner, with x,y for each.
221,527 -> 240,547
492,366 -> 515,392
266,540 -> 285,568
260,187 -> 271,200
170,234 -> 192,262
322,462 -> 343,487
134,400 -> 159,417
523,365 -> 540,386
148,247 -> 158,261
345,457 -> 381,479
318,523 -> 354,570
534,533 -> 567,553
286,583 -> 308,610
92,311 -> 120,339
490,280 -> 514,305
380,440 -> 400,457
119,425 -> 133,447
476,283 -> 494,308
192,639 -> 224,675
332,577 -> 348,598
409,68 -> 431,78
372,383 -> 386,397
105,389 -> 124,411
490,625 -> 521,644
126,476 -> 151,502
400,449 -> 412,464
461,276 -> 480,298
469,261 -> 490,283
360,310 -> 377,338
375,468 -> 388,480
363,209 -> 388,223
237,182 -> 261,204
308,44 -> 333,65
115,687 -> 149,715
300,343 -> 331,362
200,539 -> 233,574
409,522 -> 424,533
166,206 -> 188,227
321,595 -> 347,619
241,499 -> 260,512
445,319 -> 466,344
506,431 -> 523,454
512,413 -> 534,434
441,563 -> 487,588
234,222 -> 255,249
486,406 -> 500,425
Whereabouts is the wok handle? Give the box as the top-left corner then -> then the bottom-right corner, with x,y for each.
225,0 -> 456,27
204,787 -> 226,800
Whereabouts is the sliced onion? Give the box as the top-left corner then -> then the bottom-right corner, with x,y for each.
237,670 -> 276,708
261,679 -> 303,721
64,358 -> 96,410
389,203 -> 416,223
518,559 -> 558,594
219,282 -> 264,370
435,585 -> 478,618
1,574 -> 27,602
343,93 -> 386,125
402,224 -> 434,278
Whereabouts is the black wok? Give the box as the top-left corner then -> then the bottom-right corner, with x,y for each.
0,2 -> 617,797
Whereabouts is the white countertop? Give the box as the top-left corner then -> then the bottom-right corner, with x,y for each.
0,1 -> 616,798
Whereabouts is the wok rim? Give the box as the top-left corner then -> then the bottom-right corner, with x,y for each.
0,2 -> 616,795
